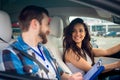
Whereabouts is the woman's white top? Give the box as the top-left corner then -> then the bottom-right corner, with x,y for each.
66,53 -> 92,75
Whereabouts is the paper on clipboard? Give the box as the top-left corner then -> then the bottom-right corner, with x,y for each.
84,59 -> 104,80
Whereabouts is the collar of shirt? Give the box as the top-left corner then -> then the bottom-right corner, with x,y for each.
12,35 -> 43,52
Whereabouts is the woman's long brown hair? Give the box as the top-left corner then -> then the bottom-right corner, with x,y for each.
63,18 -> 95,65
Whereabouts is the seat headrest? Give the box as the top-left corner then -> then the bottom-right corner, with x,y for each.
0,11 -> 12,42
49,16 -> 63,38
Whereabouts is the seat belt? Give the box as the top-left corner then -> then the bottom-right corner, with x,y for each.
12,45 -> 49,74
0,37 -> 49,76
0,37 -> 8,43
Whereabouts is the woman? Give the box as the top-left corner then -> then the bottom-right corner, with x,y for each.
63,18 -> 120,76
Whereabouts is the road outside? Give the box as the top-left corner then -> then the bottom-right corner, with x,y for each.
92,36 -> 120,49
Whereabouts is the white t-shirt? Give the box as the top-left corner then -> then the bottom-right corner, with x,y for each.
66,53 -> 92,75
31,46 -> 57,79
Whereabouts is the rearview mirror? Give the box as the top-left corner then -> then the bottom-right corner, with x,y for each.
112,16 -> 120,24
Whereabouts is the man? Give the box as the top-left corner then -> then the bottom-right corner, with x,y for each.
1,5 -> 83,80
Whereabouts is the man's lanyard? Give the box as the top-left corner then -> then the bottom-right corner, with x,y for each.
43,48 -> 61,79
31,45 -> 45,61
31,45 -> 60,79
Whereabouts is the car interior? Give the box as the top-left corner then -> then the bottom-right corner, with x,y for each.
0,0 -> 120,79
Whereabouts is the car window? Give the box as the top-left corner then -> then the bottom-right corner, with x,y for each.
11,22 -> 20,39
69,16 -> 120,49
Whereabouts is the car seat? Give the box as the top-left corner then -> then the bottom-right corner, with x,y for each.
0,11 -> 12,71
45,16 -> 72,74
0,10 -> 12,51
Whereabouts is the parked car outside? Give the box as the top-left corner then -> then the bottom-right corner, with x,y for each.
116,32 -> 120,37
96,31 -> 105,36
103,31 -> 117,37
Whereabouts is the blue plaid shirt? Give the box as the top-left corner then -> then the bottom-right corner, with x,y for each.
1,36 -> 63,80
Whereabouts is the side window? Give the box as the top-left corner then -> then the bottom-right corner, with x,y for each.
12,22 -> 21,39
69,16 -> 120,49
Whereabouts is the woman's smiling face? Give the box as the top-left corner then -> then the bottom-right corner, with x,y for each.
72,23 -> 86,44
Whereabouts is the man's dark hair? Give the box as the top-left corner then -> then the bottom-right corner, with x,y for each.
18,5 -> 49,31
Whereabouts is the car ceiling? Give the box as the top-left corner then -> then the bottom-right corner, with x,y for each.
0,0 -> 120,24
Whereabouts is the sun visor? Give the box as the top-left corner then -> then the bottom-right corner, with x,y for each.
95,8 -> 111,18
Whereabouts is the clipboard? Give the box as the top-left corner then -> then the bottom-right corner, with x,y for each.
84,59 -> 105,80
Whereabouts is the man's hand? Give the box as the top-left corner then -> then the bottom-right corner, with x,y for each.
68,72 -> 83,80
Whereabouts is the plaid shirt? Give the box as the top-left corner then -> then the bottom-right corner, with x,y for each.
1,36 -> 63,80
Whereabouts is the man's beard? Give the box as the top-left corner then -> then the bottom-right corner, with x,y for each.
39,32 -> 47,44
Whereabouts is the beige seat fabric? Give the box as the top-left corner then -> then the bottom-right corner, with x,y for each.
0,11 -> 12,71
45,16 -> 72,74
0,10 -> 12,51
